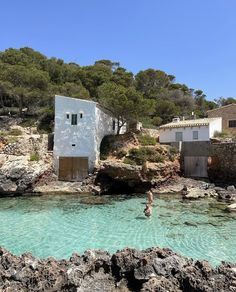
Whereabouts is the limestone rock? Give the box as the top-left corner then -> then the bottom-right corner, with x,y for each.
0,246 -> 235,291
0,155 -> 51,194
216,190 -> 236,202
183,188 -> 218,200
226,203 -> 236,212
97,160 -> 180,193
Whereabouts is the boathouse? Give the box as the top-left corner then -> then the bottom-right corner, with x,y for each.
53,95 -> 125,181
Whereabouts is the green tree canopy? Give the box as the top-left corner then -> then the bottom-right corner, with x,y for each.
98,82 -> 154,134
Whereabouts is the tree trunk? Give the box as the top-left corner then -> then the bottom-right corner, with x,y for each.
0,95 -> 4,109
18,95 -> 23,116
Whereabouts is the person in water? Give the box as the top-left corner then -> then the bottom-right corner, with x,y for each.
146,190 -> 154,205
144,204 -> 152,217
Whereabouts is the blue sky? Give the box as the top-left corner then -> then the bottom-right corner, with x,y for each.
0,0 -> 235,100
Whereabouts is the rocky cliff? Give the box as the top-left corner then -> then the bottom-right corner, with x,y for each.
0,246 -> 235,291
96,160 -> 180,193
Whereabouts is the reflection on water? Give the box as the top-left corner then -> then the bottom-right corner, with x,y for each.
0,193 -> 235,266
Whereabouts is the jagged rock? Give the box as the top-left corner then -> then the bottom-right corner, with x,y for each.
216,190 -> 236,202
0,246 -> 235,291
141,276 -> 181,292
97,160 -> 180,193
0,155 -> 51,194
182,188 -> 218,200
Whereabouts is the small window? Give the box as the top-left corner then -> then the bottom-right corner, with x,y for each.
71,114 -> 77,125
175,132 -> 183,142
112,120 -> 116,131
229,120 -> 236,128
80,113 -> 83,119
66,114 -> 70,119
72,144 -> 76,147
193,131 -> 198,140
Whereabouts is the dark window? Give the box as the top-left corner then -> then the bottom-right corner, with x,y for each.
80,113 -> 83,119
175,132 -> 183,142
112,120 -> 116,131
66,114 -> 70,119
229,120 -> 236,128
193,131 -> 198,140
72,144 -> 76,147
71,114 -> 77,125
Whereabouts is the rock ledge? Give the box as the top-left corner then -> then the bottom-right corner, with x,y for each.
0,246 -> 235,291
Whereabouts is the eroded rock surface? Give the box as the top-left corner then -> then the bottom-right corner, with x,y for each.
96,160 -> 180,193
0,246 -> 235,291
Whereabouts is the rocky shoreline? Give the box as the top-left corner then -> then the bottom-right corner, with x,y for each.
0,246 -> 235,291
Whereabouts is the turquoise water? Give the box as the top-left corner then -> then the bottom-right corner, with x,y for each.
0,194 -> 235,266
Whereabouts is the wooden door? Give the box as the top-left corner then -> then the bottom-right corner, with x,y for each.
59,157 -> 88,181
184,156 -> 208,178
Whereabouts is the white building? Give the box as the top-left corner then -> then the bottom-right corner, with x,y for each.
53,95 -> 125,181
159,117 -> 222,143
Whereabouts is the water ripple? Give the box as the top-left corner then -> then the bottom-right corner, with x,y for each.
0,195 -> 235,265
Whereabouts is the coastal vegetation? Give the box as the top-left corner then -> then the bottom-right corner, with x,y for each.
1,47 -> 236,132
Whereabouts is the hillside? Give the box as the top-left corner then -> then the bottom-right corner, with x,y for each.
0,117 -> 180,194
0,47 -> 223,131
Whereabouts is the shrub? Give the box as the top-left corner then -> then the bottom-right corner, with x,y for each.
19,118 -> 36,128
30,152 -> 40,161
152,116 -> 163,127
7,137 -> 18,144
137,134 -> 156,146
37,110 -> 54,133
214,130 -> 236,140
123,157 -> 136,165
169,146 -> 178,155
129,147 -> 164,165
0,131 -> 8,137
8,128 -> 22,136
116,149 -> 127,159
139,117 -> 158,129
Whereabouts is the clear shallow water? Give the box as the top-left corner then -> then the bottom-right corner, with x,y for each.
0,194 -> 235,266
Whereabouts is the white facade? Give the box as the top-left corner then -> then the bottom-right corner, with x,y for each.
53,95 -> 125,173
159,118 -> 222,143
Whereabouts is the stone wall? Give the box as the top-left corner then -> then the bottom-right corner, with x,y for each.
208,142 -> 236,183
207,104 -> 236,132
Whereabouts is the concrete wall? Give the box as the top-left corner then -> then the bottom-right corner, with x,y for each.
159,125 -> 210,143
208,104 -> 236,132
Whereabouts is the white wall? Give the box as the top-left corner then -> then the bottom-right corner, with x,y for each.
53,95 -> 97,171
53,95 -> 127,173
209,118 -> 222,138
159,125 -> 210,143
95,106 -> 116,163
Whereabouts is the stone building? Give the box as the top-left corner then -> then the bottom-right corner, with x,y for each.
53,95 -> 126,181
207,103 -> 236,132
